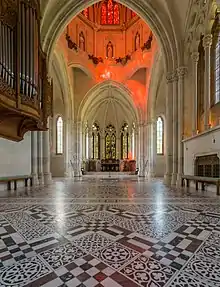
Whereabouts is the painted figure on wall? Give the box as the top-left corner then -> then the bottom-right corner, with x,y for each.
107,41 -> 113,58
135,32 -> 140,51
79,31 -> 85,51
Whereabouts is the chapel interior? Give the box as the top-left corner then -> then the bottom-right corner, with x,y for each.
0,0 -> 220,286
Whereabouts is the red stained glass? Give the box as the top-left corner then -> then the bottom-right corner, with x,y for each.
101,0 -> 120,25
131,11 -> 136,18
83,8 -> 89,19
107,0 -> 113,24
101,3 -> 107,24
113,3 -> 119,24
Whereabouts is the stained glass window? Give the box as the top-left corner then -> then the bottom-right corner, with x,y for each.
131,11 -> 136,18
120,123 -> 129,159
156,117 -> 164,155
83,8 -> 89,19
105,124 -> 116,159
56,116 -> 63,154
101,0 -> 120,25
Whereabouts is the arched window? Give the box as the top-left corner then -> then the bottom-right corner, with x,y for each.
56,116 -> 63,154
121,123 -> 129,159
105,124 -> 116,159
101,0 -> 120,25
156,117 -> 164,155
211,13 -> 220,104
92,123 -> 100,159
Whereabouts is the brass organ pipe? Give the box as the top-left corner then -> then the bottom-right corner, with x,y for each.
2,23 -> 5,79
16,0 -> 21,105
25,2 -> 29,96
29,7 -> 33,97
11,26 -> 14,88
0,21 -> 2,77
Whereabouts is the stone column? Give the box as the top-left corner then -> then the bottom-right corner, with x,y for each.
77,121 -> 83,176
116,137 -> 120,159
164,72 -> 174,186
177,67 -> 187,186
37,131 -> 44,185
31,131 -> 39,185
138,123 -> 145,177
43,120 -> 52,184
149,119 -> 156,178
171,72 -> 178,186
88,128 -> 93,160
203,34 -> 212,130
191,52 -> 199,135
64,119 -> 71,178
72,122 -> 78,176
135,130 -> 139,170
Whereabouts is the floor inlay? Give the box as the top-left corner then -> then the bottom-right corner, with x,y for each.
0,178 -> 220,286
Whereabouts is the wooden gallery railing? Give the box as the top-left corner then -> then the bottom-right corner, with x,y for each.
0,0 -> 52,141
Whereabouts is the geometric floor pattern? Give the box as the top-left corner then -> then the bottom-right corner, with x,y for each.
0,177 -> 220,286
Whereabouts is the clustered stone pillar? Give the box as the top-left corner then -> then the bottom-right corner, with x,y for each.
31,132 -> 39,185
177,67 -> 187,186
147,119 -> 156,178
43,120 -> 52,185
138,122 -> 145,177
191,52 -> 199,135
203,34 -> 212,130
164,72 -> 174,185
37,131 -> 44,185
31,121 -> 52,187
171,72 -> 178,185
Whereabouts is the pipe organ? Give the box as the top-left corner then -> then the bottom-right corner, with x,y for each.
0,0 -> 52,141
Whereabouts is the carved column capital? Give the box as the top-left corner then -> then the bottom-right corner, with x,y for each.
166,71 -> 176,83
177,67 -> 187,79
191,52 -> 199,63
203,34 -> 212,49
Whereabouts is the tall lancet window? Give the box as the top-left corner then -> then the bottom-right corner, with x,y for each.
156,117 -> 164,155
56,116 -> 63,154
120,123 -> 129,159
101,0 -> 120,25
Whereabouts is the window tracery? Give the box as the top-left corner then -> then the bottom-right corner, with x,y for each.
105,124 -> 116,159
156,117 -> 164,155
101,0 -> 120,25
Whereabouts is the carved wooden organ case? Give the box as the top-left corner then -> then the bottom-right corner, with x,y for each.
0,0 -> 53,141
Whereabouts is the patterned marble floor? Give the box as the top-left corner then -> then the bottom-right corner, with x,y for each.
0,177 -> 220,286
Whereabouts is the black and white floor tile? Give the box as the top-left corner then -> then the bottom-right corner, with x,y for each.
0,178 -> 220,286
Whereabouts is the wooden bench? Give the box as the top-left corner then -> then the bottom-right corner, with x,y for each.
182,175 -> 220,195
0,175 -> 33,191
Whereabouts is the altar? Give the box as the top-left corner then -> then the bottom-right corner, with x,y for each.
101,159 -> 120,171
84,159 -> 136,173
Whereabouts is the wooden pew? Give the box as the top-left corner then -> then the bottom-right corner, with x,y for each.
182,175 -> 220,195
0,175 -> 33,191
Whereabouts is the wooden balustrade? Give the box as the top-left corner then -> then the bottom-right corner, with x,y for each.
0,0 -> 52,141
